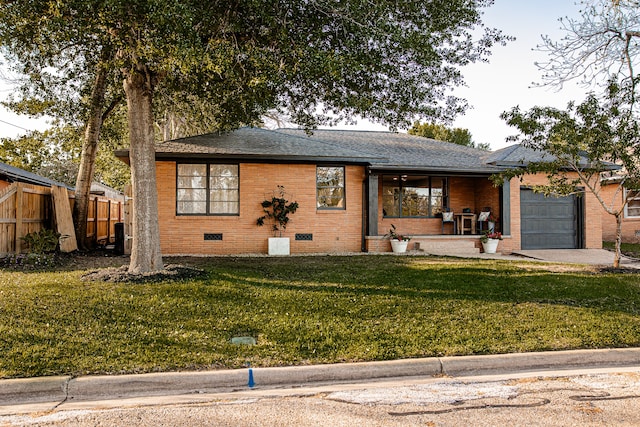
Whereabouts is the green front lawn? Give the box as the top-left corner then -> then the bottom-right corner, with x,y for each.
2,255 -> 640,378
604,241 -> 640,259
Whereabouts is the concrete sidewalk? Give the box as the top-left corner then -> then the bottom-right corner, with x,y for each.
2,348 -> 640,413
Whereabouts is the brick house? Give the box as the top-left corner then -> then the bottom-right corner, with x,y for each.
116,127 -> 604,255
601,177 -> 640,244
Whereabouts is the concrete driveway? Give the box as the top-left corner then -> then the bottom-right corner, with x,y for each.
512,249 -> 639,267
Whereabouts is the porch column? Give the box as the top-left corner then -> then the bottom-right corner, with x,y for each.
367,173 -> 379,236
501,180 -> 511,235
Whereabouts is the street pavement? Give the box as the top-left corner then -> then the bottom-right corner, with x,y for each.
2,348 -> 640,425
2,363 -> 640,426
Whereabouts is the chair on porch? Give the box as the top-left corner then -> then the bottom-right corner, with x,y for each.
442,207 -> 456,234
477,207 -> 493,233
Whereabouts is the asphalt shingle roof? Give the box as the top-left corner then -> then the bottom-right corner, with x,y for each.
485,144 -> 556,166
0,161 -> 72,189
486,144 -> 620,171
137,127 -> 503,174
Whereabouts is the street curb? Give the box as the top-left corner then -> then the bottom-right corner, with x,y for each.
2,348 -> 640,407
440,347 -> 640,376
0,376 -> 69,406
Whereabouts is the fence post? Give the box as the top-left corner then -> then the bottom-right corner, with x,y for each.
15,183 -> 23,254
124,184 -> 132,255
94,195 -> 99,246
106,199 -> 112,244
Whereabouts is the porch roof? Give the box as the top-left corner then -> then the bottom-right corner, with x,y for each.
116,127 -> 503,174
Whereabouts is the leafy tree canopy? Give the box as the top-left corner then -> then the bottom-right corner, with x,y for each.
408,121 -> 490,150
0,0 -> 511,131
498,83 -> 640,267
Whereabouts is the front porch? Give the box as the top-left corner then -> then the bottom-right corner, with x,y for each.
365,172 -> 512,254
366,234 -> 509,255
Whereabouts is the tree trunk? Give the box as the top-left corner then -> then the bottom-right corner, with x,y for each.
123,64 -> 164,274
73,63 -> 109,251
614,212 -> 623,269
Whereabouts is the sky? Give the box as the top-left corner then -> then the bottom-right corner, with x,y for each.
0,1 -> 588,150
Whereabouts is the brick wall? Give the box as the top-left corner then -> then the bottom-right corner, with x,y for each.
601,182 -> 640,243
156,161 -> 365,255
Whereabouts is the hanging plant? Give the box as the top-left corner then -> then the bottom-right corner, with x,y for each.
256,185 -> 299,237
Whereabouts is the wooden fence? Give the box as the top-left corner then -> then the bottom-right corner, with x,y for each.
0,182 -> 124,255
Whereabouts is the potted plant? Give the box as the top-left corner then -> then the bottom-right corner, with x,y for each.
486,213 -> 498,233
480,231 -> 502,254
257,186 -> 299,255
385,224 -> 411,253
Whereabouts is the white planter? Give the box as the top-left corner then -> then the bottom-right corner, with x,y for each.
482,238 -> 499,254
268,237 -> 290,255
390,239 -> 409,253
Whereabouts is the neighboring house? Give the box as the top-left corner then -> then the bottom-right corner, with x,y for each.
0,161 -> 72,190
600,176 -> 640,244
89,181 -> 125,202
115,127 -> 605,256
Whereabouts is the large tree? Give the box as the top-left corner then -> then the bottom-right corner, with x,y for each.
536,0 -> 640,106
499,84 -> 640,268
1,0 -> 510,273
0,12 -> 123,250
408,121 -> 490,150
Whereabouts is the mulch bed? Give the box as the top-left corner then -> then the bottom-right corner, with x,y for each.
81,264 -> 207,283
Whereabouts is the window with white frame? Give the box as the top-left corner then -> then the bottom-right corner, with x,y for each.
626,189 -> 640,218
317,166 -> 345,209
176,163 -> 239,215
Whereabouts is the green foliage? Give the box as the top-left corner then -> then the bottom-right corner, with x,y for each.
497,84 -> 639,192
21,229 -> 60,254
0,1 -> 511,132
0,252 -> 59,269
385,224 -> 411,241
603,241 -> 640,259
2,255 -> 640,378
257,186 -> 299,237
409,121 -> 489,150
497,83 -> 640,267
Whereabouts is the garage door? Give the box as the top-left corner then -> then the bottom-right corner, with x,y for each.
520,189 -> 580,249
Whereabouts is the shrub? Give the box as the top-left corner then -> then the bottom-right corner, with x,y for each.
21,229 -> 60,254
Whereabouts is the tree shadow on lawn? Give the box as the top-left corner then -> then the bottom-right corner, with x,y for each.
200,255 -> 640,317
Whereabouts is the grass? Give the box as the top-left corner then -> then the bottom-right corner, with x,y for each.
603,241 -> 640,259
2,255 -> 640,378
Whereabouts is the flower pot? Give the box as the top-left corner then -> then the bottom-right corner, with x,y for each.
390,239 -> 409,253
268,237 -> 290,255
482,238 -> 499,254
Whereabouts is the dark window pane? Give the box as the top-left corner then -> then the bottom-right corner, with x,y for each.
381,175 -> 447,218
